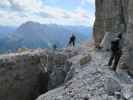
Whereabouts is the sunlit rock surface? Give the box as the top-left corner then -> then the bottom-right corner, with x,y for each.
36,46 -> 133,100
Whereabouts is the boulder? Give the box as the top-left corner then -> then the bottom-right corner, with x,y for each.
104,78 -> 121,95
80,55 -> 91,65
121,84 -> 133,100
0,49 -> 72,100
45,51 -> 72,90
0,50 -> 48,100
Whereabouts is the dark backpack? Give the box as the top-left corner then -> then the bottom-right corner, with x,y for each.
111,40 -> 120,52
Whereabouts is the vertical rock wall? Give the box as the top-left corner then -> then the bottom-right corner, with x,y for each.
94,0 -> 128,47
119,0 -> 133,71
0,51 -> 46,100
0,49 -> 72,100
94,0 -> 133,71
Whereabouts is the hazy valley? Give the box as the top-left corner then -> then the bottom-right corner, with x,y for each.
0,21 -> 92,53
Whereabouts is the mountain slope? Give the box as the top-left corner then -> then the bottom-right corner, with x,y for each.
13,21 -> 92,47
0,21 -> 92,53
0,26 -> 16,38
36,46 -> 133,100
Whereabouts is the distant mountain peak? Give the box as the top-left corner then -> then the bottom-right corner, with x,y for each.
0,21 -> 92,53
23,21 -> 40,25
19,21 -> 41,28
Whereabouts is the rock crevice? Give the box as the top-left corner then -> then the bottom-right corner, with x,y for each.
0,49 -> 74,100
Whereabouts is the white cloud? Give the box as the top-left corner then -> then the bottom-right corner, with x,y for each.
81,0 -> 95,5
8,0 -> 43,12
0,0 -> 95,26
0,0 -> 10,7
80,0 -> 95,9
86,0 -> 95,4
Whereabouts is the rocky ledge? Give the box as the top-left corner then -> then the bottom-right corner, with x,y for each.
0,48 -> 80,100
36,45 -> 133,100
0,44 -> 133,100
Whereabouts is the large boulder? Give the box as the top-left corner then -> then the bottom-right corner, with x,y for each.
104,78 -> 121,95
121,84 -> 133,99
44,51 -> 72,90
80,54 -> 91,65
0,49 -> 72,100
0,50 -> 48,100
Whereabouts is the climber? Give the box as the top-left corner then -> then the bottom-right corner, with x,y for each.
53,44 -> 57,50
68,34 -> 76,47
108,34 -> 122,71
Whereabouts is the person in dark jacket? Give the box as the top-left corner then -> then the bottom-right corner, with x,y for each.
68,34 -> 76,46
108,35 -> 122,71
53,44 -> 57,50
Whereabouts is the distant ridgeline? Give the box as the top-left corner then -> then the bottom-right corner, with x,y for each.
0,21 -> 92,53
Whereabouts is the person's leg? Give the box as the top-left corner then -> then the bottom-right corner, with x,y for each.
112,53 -> 121,71
108,52 -> 115,66
73,41 -> 75,46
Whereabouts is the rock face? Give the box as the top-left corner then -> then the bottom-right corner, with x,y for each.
0,50 -> 47,100
0,49 -> 72,100
94,0 -> 133,71
36,46 -> 133,100
119,0 -> 133,71
45,51 -> 72,90
94,0 -> 128,47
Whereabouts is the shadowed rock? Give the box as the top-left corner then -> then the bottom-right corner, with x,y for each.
0,49 -> 73,100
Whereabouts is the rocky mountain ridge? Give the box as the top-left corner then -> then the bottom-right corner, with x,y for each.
0,21 -> 92,53
36,0 -> 133,99
0,48 -> 78,100
0,43 -> 133,100
0,0 -> 133,100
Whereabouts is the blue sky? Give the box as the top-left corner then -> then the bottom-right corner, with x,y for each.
0,0 -> 95,26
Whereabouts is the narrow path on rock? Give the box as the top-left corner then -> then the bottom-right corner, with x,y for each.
37,49 -> 133,100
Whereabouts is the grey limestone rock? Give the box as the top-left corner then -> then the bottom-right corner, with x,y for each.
94,0 -> 133,73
